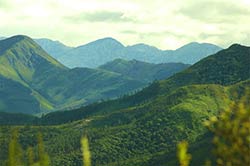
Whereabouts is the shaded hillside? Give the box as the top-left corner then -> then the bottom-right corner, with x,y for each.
0,35 -> 190,114
0,36 -> 143,113
37,44 -> 250,123
0,80 -> 248,166
160,44 -> 250,93
99,59 -> 190,82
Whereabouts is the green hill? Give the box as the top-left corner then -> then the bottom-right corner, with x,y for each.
160,44 -> 250,92
99,59 -> 190,83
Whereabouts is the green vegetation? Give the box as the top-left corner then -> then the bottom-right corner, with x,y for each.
0,35 -> 187,114
0,41 -> 249,165
0,81 -> 248,166
205,94 -> 250,166
177,94 -> 250,166
99,59 -> 189,83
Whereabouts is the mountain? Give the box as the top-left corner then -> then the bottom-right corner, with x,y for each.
166,42 -> 223,64
0,36 -> 222,68
0,44 -> 248,166
0,36 -> 142,114
99,59 -> 190,82
159,44 -> 250,93
36,44 -> 250,124
0,35 -> 190,114
0,35 -> 65,113
59,37 -> 125,68
34,38 -> 73,59
57,38 -> 222,68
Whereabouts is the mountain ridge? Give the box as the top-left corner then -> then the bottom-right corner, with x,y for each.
0,35 -> 190,114
58,39 -> 222,68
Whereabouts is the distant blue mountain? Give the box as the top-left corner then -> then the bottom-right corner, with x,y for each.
34,38 -> 73,59
56,38 -> 222,68
1,36 -> 222,68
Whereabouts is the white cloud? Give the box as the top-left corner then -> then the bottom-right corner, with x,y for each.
0,0 -> 249,49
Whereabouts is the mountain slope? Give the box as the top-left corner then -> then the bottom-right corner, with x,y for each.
0,35 -> 66,84
0,44 -> 249,166
59,37 -> 124,68
1,36 -> 222,68
99,59 -> 190,82
34,38 -> 73,59
1,35 -> 181,114
0,35 -> 66,113
57,38 -> 222,68
0,76 -> 41,114
38,44 -> 250,124
37,44 -> 250,166
167,42 -> 222,64
160,44 -> 250,94
58,38 -> 221,68
1,81 -> 248,166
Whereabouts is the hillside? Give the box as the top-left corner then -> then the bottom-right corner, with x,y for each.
0,43 -> 249,166
35,44 -> 250,124
0,36 -> 141,114
0,81 -> 248,166
0,35 -> 66,113
0,35 -> 190,114
159,44 -> 250,93
99,59 -> 190,82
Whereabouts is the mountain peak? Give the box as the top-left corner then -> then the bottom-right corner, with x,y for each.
6,35 -> 33,43
228,43 -> 245,49
81,37 -> 124,48
0,35 -> 33,55
127,43 -> 160,51
176,42 -> 221,51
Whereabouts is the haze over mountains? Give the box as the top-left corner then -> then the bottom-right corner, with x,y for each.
0,35 -> 189,114
1,36 -> 222,68
39,37 -> 222,68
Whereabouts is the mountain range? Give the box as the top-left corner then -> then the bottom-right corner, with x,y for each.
55,38 -> 222,68
0,35 -> 189,114
1,36 -> 223,68
0,43 -> 249,166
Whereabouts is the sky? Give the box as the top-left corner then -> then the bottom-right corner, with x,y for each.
0,0 -> 249,49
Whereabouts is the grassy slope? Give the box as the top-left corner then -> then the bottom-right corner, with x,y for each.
0,35 -> 65,113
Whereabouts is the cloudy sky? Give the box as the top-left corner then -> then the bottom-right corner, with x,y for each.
0,0 -> 249,49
